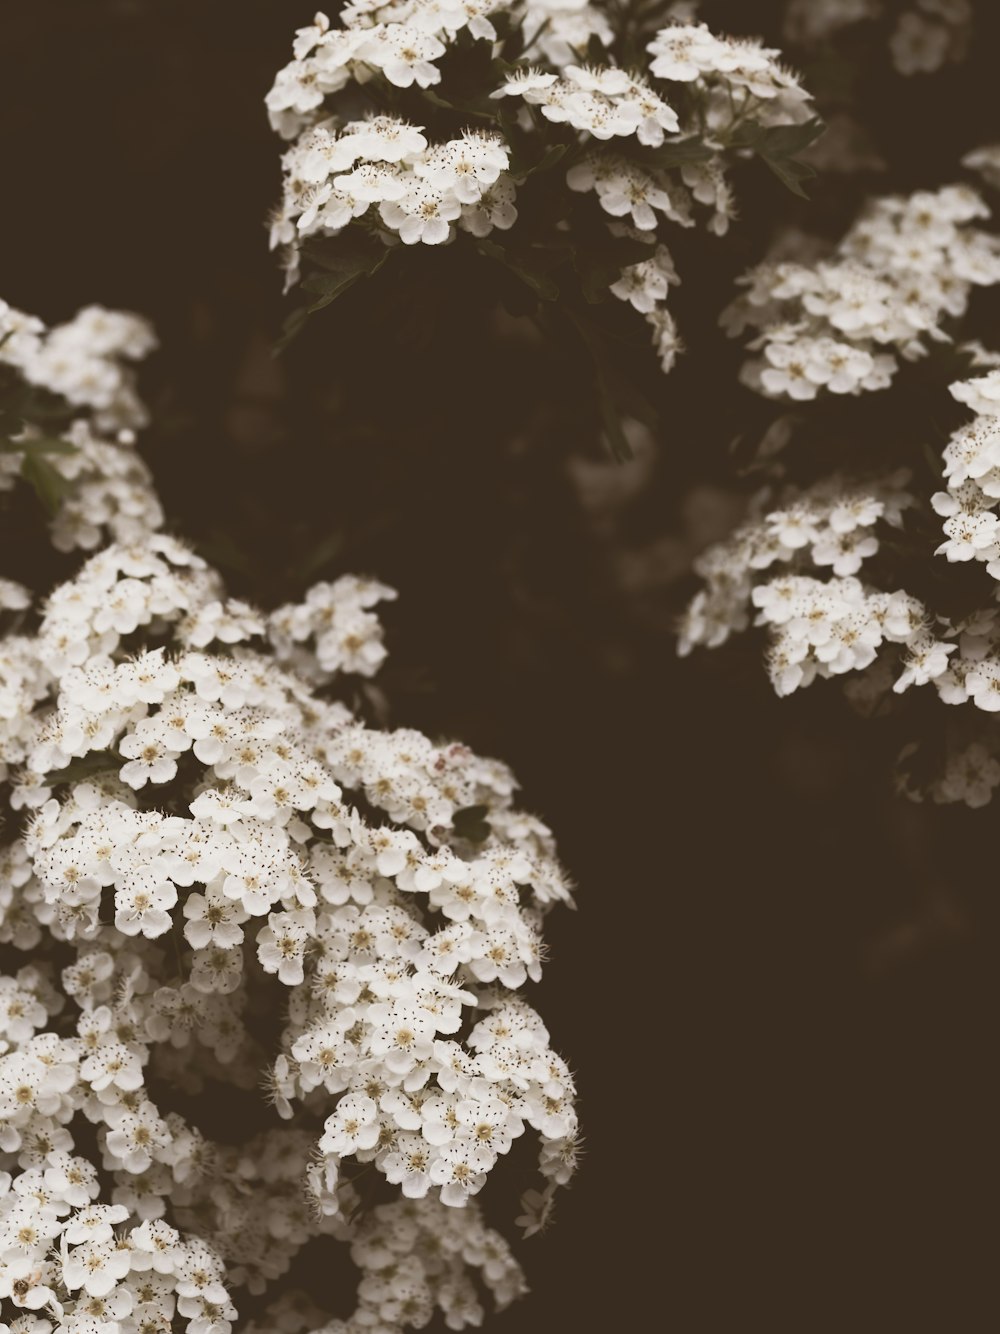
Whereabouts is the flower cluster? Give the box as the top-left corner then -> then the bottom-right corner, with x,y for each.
267,7 -> 814,378
679,369 -> 1000,711
493,63 -> 680,147
676,471 -> 934,692
0,300 -> 160,551
276,117 -> 516,251
724,185 -> 1000,400
268,575 -> 397,684
680,167 -> 1000,807
1,328 -> 579,1330
0,301 -> 154,434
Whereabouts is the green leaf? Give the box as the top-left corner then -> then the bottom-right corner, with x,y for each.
729,117 -> 826,198
760,152 -> 817,199
46,751 -> 119,786
521,142 -> 569,179
275,305 -> 311,353
20,434 -> 77,455
495,8 -> 525,59
567,312 -> 634,462
302,248 -> 390,313
643,135 -> 714,169
276,237 -> 392,350
476,239 -> 560,302
20,451 -> 70,515
577,265 -> 614,305
491,56 -> 521,80
452,804 -> 492,844
305,232 -> 388,275
419,87 -> 495,120
584,32 -> 606,65
749,118 -> 826,158
595,379 -> 633,462
298,530 -> 346,581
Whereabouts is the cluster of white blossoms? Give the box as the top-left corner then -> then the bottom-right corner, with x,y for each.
783,0 -> 972,77
724,185 -> 1000,401
676,471 -> 932,687
0,302 -> 154,434
0,300 -> 161,551
1,332 -> 579,1332
932,363 -> 1000,586
681,310 -> 1000,804
267,576 -> 397,684
267,8 -> 813,376
275,116 -> 517,251
678,476 -> 978,704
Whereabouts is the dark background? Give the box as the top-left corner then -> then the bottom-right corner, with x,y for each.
2,2 -> 998,1328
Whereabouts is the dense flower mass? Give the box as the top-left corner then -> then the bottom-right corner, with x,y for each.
267,5 -> 815,376
681,159 -> 1000,807
724,185 -> 1000,401
0,302 -> 578,1333
0,300 -> 160,552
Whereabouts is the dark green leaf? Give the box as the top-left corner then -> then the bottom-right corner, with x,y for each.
728,118 -> 826,199
419,87 -> 495,119
298,531 -> 346,581
275,305 -> 310,354
596,379 -> 633,462
643,135 -> 714,169
491,56 -> 521,80
20,434 -> 77,455
567,312 -> 634,461
760,152 -> 817,199
276,238 -> 392,350
46,751 -> 119,786
749,118 -> 826,158
20,451 -> 70,515
523,142 -> 568,178
476,239 -> 560,301
452,804 -> 492,844
495,8 -> 525,59
585,32 -> 606,64
302,247 -> 391,313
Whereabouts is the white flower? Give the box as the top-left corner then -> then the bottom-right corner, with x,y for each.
61,1236 -> 132,1297
458,176 -> 518,237
381,1131 -> 436,1198
380,186 -> 462,245
181,887 -> 247,951
417,134 -> 508,204
114,874 -> 177,938
319,1092 -> 381,1154
964,657 -> 1000,711
118,729 -> 179,789
428,1138 -> 493,1205
893,634 -> 958,693
256,909 -> 315,984
362,26 -> 445,89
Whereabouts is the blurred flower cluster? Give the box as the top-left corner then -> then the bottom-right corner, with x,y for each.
682,152 -> 1000,807
0,301 -> 160,552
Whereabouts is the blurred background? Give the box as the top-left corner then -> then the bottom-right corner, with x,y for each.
2,1 -> 998,1328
